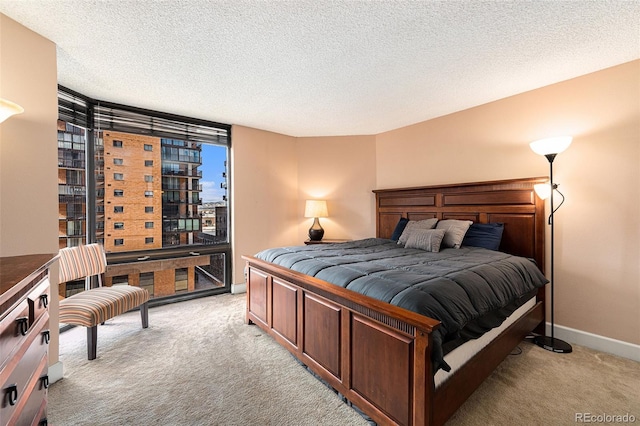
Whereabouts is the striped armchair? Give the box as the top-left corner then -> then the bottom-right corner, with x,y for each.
58,243 -> 150,360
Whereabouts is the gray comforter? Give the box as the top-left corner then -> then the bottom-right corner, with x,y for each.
255,238 -> 548,373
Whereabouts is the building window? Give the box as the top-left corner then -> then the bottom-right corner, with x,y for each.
114,238 -> 124,246
144,160 -> 153,167
145,237 -> 154,244
113,140 -> 123,148
175,268 -> 188,293
140,272 -> 154,296
144,175 -> 153,182
114,206 -> 124,213
145,222 -> 154,229
144,144 -> 153,151
145,206 -> 154,213
144,191 -> 153,197
112,275 -> 128,285
113,158 -> 123,165
114,189 -> 124,197
114,222 -> 124,230
114,173 -> 124,181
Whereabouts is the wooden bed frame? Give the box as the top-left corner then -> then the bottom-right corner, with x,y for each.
243,177 -> 548,426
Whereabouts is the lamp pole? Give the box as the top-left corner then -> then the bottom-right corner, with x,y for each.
534,152 -> 572,353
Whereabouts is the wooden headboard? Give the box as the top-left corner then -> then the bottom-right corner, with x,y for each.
373,177 -> 547,272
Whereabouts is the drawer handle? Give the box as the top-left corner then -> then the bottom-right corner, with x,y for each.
41,375 -> 49,389
16,317 -> 29,336
5,384 -> 18,406
40,294 -> 49,308
42,329 -> 51,344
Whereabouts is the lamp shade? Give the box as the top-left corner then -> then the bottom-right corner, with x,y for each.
0,98 -> 24,123
304,200 -> 328,218
529,136 -> 572,156
534,183 -> 552,200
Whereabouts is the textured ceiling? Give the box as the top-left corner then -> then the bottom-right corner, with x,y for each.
1,1 -> 638,137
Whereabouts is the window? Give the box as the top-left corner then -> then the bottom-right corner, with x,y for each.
66,220 -> 84,236
140,272 -> 154,296
175,268 -> 188,293
58,86 -> 231,306
112,275 -> 128,285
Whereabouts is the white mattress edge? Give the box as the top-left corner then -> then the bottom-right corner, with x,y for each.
434,297 -> 537,389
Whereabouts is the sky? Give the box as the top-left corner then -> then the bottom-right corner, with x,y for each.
200,143 -> 228,203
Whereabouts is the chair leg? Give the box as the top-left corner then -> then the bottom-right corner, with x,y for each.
140,302 -> 149,329
87,326 -> 97,360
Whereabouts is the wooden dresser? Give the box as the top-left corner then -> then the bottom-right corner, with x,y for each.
1,254 -> 56,426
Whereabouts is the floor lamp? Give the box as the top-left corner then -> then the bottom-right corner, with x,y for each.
530,136 -> 573,354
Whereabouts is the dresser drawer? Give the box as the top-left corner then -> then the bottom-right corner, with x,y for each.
0,312 -> 49,425
6,355 -> 48,426
0,301 -> 29,370
28,278 -> 50,330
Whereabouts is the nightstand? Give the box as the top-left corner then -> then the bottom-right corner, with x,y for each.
304,239 -> 351,245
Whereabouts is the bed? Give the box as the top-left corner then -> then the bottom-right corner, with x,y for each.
242,177 -> 548,426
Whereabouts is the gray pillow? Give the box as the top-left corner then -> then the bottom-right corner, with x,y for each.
397,218 -> 439,246
436,219 -> 473,248
404,229 -> 446,252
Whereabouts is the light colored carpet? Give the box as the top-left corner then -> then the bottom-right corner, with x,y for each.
49,293 -> 640,425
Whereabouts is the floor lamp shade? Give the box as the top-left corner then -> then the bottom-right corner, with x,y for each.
530,136 -> 572,157
530,137 -> 572,354
304,200 -> 328,241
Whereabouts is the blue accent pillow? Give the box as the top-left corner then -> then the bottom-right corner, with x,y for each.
462,223 -> 504,251
390,217 -> 409,241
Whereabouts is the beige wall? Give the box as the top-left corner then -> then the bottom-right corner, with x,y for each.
296,135 -> 376,243
376,61 -> 640,345
230,129 -> 378,284
0,15 -> 60,364
230,126 -> 299,284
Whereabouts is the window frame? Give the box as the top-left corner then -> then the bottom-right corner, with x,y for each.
58,85 -> 233,304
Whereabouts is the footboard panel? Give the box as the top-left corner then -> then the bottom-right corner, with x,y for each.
351,315 -> 414,425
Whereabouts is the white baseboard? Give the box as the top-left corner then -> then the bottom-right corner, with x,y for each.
231,282 -> 246,294
48,361 -> 64,384
545,323 -> 640,362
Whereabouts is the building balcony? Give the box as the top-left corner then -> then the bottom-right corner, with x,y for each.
161,169 -> 202,178
58,159 -> 85,169
162,199 -> 202,205
59,194 -> 85,203
58,185 -> 86,196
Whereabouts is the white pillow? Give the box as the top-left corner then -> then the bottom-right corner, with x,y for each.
397,218 -> 439,246
435,219 -> 473,248
404,229 -> 446,252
